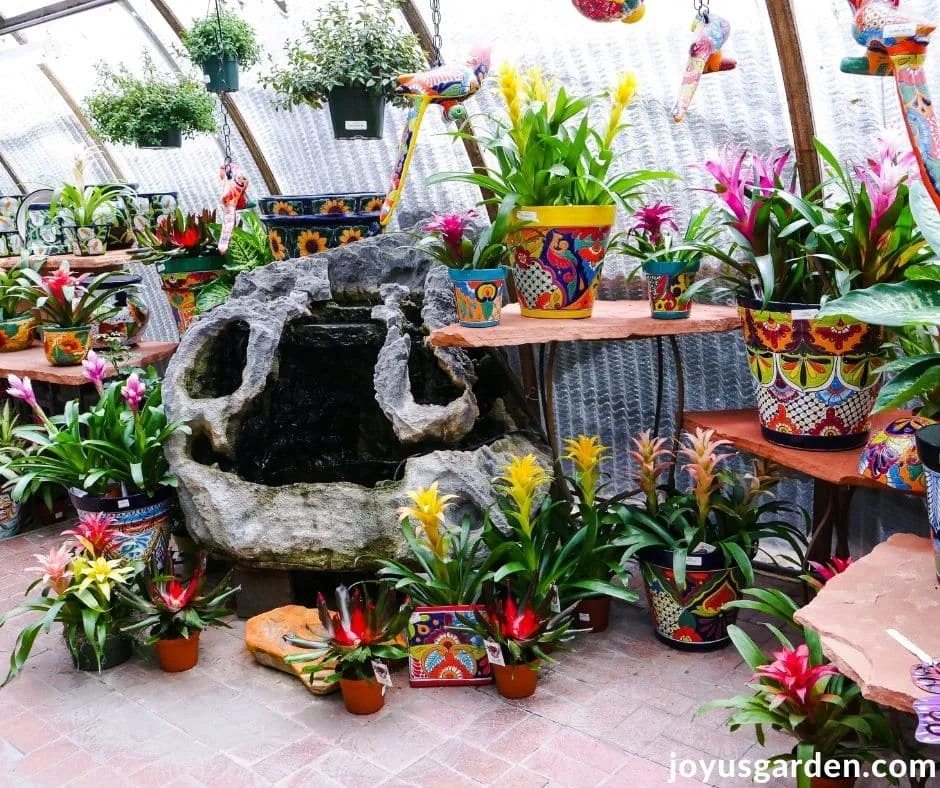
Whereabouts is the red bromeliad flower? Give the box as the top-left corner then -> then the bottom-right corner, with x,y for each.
41,263 -> 89,304
630,202 -> 678,247
152,566 -> 203,613
317,586 -> 380,647
63,512 -> 119,557
808,557 -> 854,584
489,594 -> 543,642
753,644 -> 838,713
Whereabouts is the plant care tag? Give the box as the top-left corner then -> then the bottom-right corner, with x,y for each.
371,660 -> 393,688
484,638 -> 505,666
791,308 -> 818,321
345,120 -> 368,131
550,585 -> 561,614
516,210 -> 538,222
885,22 -> 917,39
578,612 -> 591,623
686,555 -> 703,567
117,499 -> 130,509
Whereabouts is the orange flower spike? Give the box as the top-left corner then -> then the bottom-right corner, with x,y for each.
628,430 -> 673,515
678,428 -> 733,526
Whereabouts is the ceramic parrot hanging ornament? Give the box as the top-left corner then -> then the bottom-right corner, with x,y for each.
672,0 -> 736,122
840,0 -> 940,213
379,45 -> 491,228
571,0 -> 645,24
217,162 -> 248,255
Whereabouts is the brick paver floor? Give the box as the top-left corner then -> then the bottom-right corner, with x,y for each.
0,528 -> 920,787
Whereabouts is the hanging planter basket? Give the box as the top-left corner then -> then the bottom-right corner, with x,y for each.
202,56 -> 239,93
328,87 -> 386,140
136,128 -> 183,150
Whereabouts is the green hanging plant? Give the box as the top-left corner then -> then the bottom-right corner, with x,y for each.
181,10 -> 262,69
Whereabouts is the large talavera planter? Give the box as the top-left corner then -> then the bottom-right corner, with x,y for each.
738,298 -> 885,451
858,414 -> 937,494
510,205 -> 615,319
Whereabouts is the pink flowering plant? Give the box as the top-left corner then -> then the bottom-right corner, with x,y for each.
413,196 -> 519,270
1,358 -> 188,502
12,262 -> 120,328
617,202 -> 720,269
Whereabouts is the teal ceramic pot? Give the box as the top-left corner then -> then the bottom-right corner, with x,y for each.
642,260 -> 700,319
448,267 -> 507,328
915,424 -> 940,582
203,56 -> 239,93
259,193 -> 384,260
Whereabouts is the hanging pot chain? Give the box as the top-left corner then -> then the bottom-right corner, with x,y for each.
693,0 -> 710,23
213,0 -> 233,164
430,0 -> 443,66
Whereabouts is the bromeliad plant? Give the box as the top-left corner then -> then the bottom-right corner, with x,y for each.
618,203 -> 720,268
50,183 -> 127,230
414,196 -> 519,271
14,263 -> 119,329
133,209 -> 219,264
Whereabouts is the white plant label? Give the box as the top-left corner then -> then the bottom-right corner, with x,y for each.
791,308 -> 818,321
686,555 -> 703,567
371,660 -> 393,688
117,499 -> 130,509
345,120 -> 368,131
579,612 -> 591,623
516,210 -> 539,222
484,638 -> 505,666
550,584 -> 561,614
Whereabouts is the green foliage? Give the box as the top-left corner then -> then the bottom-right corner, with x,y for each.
15,268 -> 121,329
86,56 -> 217,146
260,0 -> 425,111
0,256 -> 43,321
182,11 -> 261,68
0,402 -> 27,467
50,184 -> 128,229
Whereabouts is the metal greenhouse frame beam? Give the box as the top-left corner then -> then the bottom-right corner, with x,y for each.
0,0 -> 118,36
0,152 -> 25,193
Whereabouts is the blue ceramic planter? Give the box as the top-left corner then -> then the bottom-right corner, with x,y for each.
916,424 -> 940,581
448,267 -> 507,328
642,260 -> 700,320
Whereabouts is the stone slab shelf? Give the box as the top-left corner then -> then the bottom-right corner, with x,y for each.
429,301 -> 741,348
3,249 -> 135,274
795,534 -> 937,712
0,341 -> 177,385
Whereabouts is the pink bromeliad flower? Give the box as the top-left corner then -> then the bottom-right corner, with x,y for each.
41,263 -> 88,304
121,374 -> 146,413
678,428 -> 733,527
64,512 -> 119,557
628,429 -> 673,515
630,203 -> 678,247
752,644 -> 839,715
856,133 -> 919,234
82,351 -> 107,394
6,374 -> 37,410
26,543 -> 73,596
426,210 -> 478,252
806,557 -> 854,591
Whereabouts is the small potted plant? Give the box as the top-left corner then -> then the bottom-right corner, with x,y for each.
15,263 -> 120,366
261,0 -> 425,140
120,553 -> 238,672
414,198 -> 518,328
284,585 -> 410,715
618,203 -> 719,319
0,256 -> 42,352
456,581 -> 578,700
181,9 -> 261,93
0,402 -> 28,539
615,429 -> 806,650
377,483 -> 494,686
0,512 -> 139,680
50,183 -> 127,256
2,362 -> 190,564
86,57 -> 216,149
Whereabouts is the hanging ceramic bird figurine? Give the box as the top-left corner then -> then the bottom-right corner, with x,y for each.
571,0 -> 645,24
379,46 -> 491,228
217,162 -> 248,254
839,0 -> 940,212
672,13 -> 736,123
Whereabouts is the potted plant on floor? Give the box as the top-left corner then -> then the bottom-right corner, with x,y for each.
413,197 -> 518,328
86,57 -> 216,149
2,361 -> 190,564
0,402 -> 28,539
699,135 -> 931,450
134,209 -> 224,334
261,0 -> 425,140
284,585 -> 410,715
120,552 -> 238,672
615,428 -> 806,650
0,511 -> 139,680
181,9 -> 261,93
431,65 -> 672,318
0,256 -> 42,352
15,263 -> 121,366
617,203 -> 719,319
377,483 -> 495,686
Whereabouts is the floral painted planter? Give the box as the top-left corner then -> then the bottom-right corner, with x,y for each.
157,255 -> 226,335
68,486 -> 172,568
95,275 -> 149,347
738,298 -> 885,451
638,547 -> 742,651
407,604 -> 492,687
42,325 -> 92,366
510,205 -> 615,319
915,424 -> 940,582
447,268 -> 507,328
24,203 -> 69,255
858,414 -> 938,494
0,316 -> 34,353
642,260 -> 699,319
202,56 -> 239,93
61,224 -> 109,256
0,231 -> 22,258
259,193 -> 384,260
0,491 -> 23,540
0,195 -> 21,234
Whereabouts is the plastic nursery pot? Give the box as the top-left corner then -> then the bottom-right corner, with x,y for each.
202,56 -> 239,93
42,325 -> 93,367
137,128 -> 183,150
575,595 -> 611,633
0,315 -> 34,353
448,267 -> 507,328
492,661 -> 540,699
327,87 -> 386,140
70,633 -> 133,672
61,224 -> 109,256
509,205 -> 615,319
915,423 -> 940,582
737,297 -> 884,451
641,260 -> 700,320
339,677 -> 385,715
155,631 -> 201,673
157,255 -> 227,335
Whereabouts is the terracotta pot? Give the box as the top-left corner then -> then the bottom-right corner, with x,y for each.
155,631 -> 200,673
448,267 -> 508,328
339,677 -> 385,715
575,595 -> 611,633
42,325 -> 92,366
492,661 -> 539,699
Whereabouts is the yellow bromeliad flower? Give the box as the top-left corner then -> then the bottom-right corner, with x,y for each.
496,62 -> 521,115
603,72 -> 639,149
562,435 -> 610,506
495,454 -> 551,536
72,555 -> 134,601
397,482 -> 457,558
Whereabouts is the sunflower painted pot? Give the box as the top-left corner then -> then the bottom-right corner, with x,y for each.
407,605 -> 492,687
858,414 -> 938,494
642,260 -> 699,319
42,325 -> 92,366
448,267 -> 507,328
915,424 -> 940,582
738,298 -> 885,451
510,205 -> 615,319
61,224 -> 109,256
638,547 -> 742,651
0,316 -> 34,353
258,193 -> 384,260
157,255 -> 226,335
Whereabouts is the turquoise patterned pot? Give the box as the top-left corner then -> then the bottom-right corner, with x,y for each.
642,260 -> 699,319
448,267 -> 507,328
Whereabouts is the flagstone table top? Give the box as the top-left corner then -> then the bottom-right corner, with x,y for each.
429,301 -> 741,348
0,341 -> 177,386
5,248 -> 136,273
794,533 -> 938,712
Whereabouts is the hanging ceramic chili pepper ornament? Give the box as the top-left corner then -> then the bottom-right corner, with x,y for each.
672,1 -> 736,122
840,0 -> 940,213
218,162 -> 248,254
571,0 -> 645,23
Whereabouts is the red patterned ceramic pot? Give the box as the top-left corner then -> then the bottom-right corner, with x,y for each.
407,604 -> 493,687
858,414 -> 938,494
157,255 -> 226,335
738,298 -> 885,451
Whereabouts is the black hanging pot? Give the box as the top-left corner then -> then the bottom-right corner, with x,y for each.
202,56 -> 239,93
137,128 -> 183,150
328,87 -> 386,140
